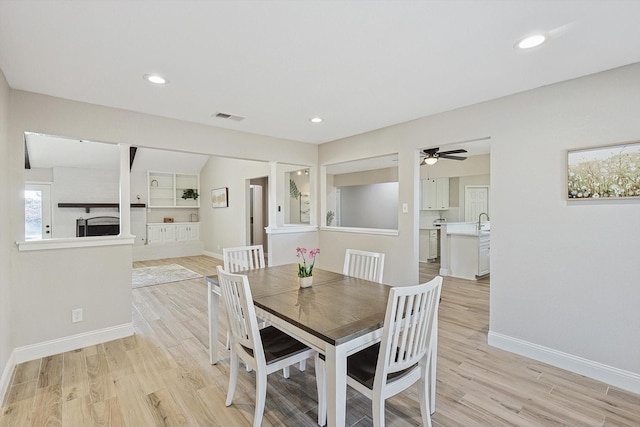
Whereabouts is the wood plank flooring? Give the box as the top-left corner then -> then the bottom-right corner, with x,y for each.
2,255 -> 639,426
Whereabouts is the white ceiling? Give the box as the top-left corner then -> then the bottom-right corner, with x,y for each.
25,133 -> 209,173
2,1 -> 640,146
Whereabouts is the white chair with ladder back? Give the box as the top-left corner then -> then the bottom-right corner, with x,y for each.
318,276 -> 442,427
217,266 -> 323,427
343,249 -> 386,283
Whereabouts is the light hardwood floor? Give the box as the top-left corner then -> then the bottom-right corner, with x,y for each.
2,255 -> 639,426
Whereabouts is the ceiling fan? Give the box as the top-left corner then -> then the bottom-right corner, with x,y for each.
420,147 -> 468,165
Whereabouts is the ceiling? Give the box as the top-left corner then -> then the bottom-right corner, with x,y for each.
2,1 -> 640,146
25,133 -> 209,173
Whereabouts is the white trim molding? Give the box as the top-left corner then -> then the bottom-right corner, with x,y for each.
14,323 -> 134,364
16,236 -> 135,252
0,351 -> 16,406
320,226 -> 399,236
488,331 -> 640,394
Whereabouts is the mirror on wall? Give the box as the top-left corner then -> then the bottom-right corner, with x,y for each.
324,154 -> 399,230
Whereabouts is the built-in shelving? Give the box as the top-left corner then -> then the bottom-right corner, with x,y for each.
148,171 -> 200,208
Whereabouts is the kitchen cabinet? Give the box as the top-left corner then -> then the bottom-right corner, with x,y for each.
147,222 -> 200,244
148,171 -> 200,208
448,232 -> 490,280
478,233 -> 490,276
421,178 -> 449,210
419,229 -> 439,261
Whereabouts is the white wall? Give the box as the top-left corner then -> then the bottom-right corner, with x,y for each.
200,156 -> 270,256
319,63 -> 640,391
0,64 -> 13,398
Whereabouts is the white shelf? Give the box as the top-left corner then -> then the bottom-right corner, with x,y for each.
148,171 -> 200,208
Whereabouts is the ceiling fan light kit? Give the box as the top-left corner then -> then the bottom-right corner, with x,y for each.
420,147 -> 468,165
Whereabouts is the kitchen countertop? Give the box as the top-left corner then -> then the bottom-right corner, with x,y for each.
447,230 -> 490,237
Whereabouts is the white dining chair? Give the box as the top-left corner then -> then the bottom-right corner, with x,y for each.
217,266 -> 323,427
223,244 -> 266,272
317,276 -> 442,427
343,249 -> 385,283
222,245 -> 266,347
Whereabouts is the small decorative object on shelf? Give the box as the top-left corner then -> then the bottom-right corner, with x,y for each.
296,247 -> 320,288
182,189 -> 199,200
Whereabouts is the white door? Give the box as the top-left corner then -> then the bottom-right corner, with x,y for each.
465,186 -> 489,222
24,183 -> 52,240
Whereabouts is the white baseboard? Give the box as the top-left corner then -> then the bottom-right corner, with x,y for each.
488,331 -> 640,394
14,323 -> 134,364
202,250 -> 222,260
0,350 -> 16,406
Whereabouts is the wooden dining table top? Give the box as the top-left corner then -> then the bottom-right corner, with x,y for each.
207,263 -> 391,346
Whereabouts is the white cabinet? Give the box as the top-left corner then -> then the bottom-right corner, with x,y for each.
147,222 -> 200,244
421,178 -> 449,210
175,223 -> 199,242
419,229 -> 439,261
429,229 -> 439,259
148,172 -> 200,208
448,232 -> 490,280
478,233 -> 490,276
146,224 -> 175,243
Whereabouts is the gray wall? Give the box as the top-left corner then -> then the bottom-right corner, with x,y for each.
339,182 -> 398,229
319,63 -> 640,390
0,64 -> 12,395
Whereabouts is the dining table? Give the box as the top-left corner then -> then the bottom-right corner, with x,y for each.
206,264 -> 437,427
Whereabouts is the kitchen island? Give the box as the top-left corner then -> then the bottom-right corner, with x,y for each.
439,222 -> 490,280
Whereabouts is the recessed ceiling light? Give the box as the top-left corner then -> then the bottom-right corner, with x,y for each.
309,117 -> 324,123
516,34 -> 546,49
143,74 -> 168,85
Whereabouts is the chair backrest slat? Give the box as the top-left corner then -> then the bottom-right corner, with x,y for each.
224,245 -> 266,273
376,276 -> 442,386
343,249 -> 385,283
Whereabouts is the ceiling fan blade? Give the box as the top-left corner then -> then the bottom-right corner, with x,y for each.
438,149 -> 468,155
439,155 -> 467,161
421,148 -> 439,156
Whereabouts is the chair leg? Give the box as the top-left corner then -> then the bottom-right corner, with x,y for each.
418,372 -> 432,427
372,391 -> 385,427
226,329 -> 231,349
226,349 -> 238,406
315,353 -> 326,426
254,371 -> 268,427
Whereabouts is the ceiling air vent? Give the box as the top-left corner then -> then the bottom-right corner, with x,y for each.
214,112 -> 245,122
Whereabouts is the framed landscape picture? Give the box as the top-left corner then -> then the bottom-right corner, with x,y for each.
567,141 -> 640,200
211,187 -> 228,208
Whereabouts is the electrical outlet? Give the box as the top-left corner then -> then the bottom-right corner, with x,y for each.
402,203 -> 409,213
72,308 -> 83,323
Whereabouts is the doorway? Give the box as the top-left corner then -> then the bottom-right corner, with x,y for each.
25,183 -> 52,240
465,185 -> 490,222
249,177 -> 269,252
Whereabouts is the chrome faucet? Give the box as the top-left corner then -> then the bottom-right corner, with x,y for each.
478,212 -> 490,230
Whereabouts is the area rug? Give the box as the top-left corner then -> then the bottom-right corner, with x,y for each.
132,264 -> 203,288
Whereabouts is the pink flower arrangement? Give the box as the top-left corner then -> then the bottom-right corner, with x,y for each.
296,247 -> 320,277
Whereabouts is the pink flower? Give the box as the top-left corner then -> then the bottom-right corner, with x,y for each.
296,247 -> 320,277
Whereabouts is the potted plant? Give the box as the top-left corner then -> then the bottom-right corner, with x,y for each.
182,189 -> 199,200
296,247 -> 320,288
